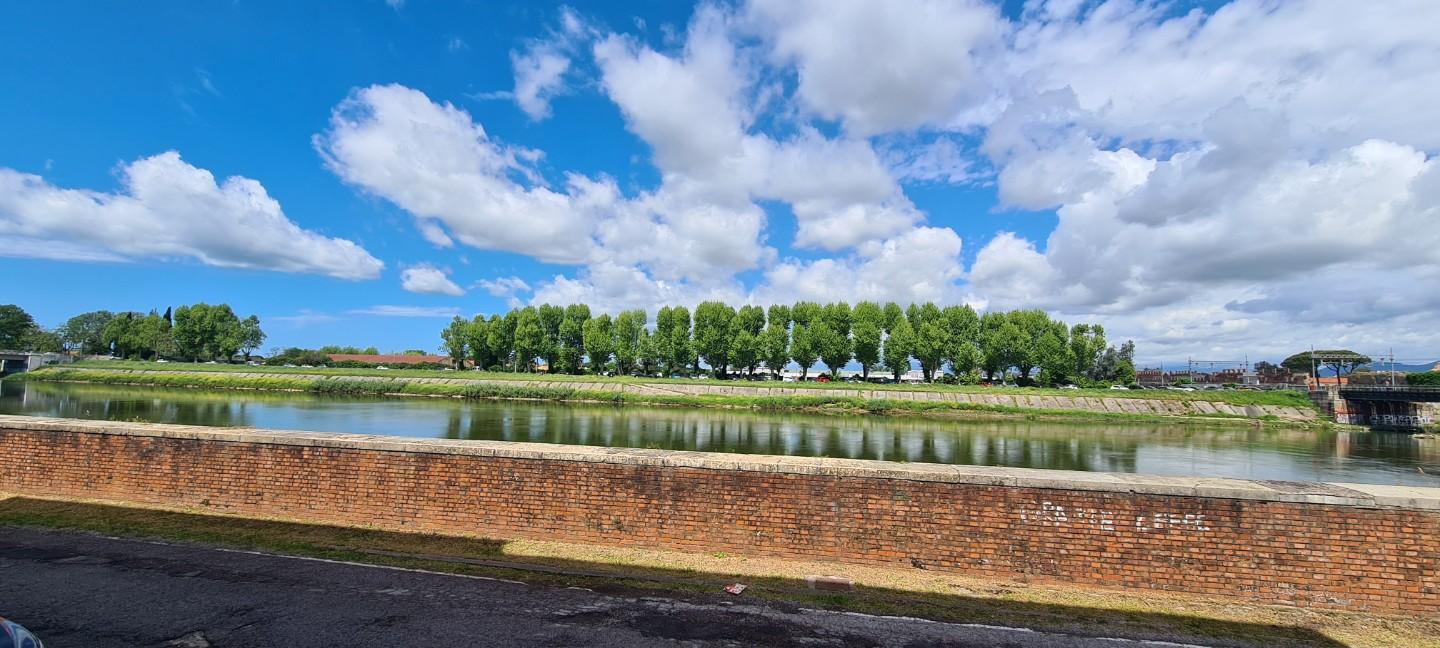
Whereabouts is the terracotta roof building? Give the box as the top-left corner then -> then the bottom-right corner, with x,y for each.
327,354 -> 454,365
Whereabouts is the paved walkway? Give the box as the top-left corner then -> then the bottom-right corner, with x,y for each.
0,527 -> 1233,648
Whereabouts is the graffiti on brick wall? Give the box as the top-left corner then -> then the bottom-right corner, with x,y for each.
1018,501 -> 1211,533
1337,413 -> 1434,426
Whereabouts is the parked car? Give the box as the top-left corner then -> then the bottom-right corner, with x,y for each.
1109,385 -> 1130,390
1,616 -> 44,648
1059,384 -> 1080,390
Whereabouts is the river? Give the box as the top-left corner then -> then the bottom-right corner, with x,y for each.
3,380 -> 1436,486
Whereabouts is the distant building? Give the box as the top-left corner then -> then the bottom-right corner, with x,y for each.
327,353 -> 456,366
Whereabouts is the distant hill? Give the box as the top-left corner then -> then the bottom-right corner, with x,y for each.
1307,361 -> 1437,376
1352,361 -> 1438,374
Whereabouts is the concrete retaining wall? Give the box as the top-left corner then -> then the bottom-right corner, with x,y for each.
1,415 -> 1432,614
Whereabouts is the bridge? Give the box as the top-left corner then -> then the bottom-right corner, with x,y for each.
1323,385 -> 1440,429
1340,385 -> 1440,402
0,351 -> 70,376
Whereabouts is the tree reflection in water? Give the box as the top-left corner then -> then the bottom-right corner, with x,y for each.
3,380 -> 1435,485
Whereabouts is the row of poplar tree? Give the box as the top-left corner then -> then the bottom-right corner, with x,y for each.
441,302 -> 1136,386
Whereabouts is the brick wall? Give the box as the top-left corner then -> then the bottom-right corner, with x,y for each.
1,417 -> 1436,615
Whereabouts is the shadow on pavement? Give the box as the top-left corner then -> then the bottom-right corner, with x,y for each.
0,496 -> 1357,647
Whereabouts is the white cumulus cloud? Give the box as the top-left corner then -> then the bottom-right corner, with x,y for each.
400,263 -> 464,296
0,152 -> 383,279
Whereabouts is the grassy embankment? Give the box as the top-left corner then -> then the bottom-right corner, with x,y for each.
0,493 -> 1431,648
17,362 -> 1320,426
67,359 -> 1315,406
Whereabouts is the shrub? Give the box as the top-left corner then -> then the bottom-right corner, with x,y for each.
1408,372 -> 1440,386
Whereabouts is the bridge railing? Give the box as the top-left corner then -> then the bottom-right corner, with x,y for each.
1339,385 -> 1440,393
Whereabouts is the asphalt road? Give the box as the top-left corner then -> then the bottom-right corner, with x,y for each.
0,527 -> 1217,648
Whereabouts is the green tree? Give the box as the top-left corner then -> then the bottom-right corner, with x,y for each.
730,330 -> 761,378
101,312 -> 137,359
237,315 -> 266,361
582,314 -> 615,373
173,303 -> 245,361
557,304 -> 591,374
20,328 -> 64,353
760,305 -> 791,378
851,302 -> 883,379
908,303 -> 946,381
59,310 -> 115,354
760,324 -> 789,378
788,323 -> 819,380
318,345 -> 380,355
536,304 -> 565,372
440,316 -> 469,368
1282,350 -> 1372,379
612,309 -> 647,375
693,301 -> 736,378
464,316 -> 493,369
655,307 -> 677,374
881,302 -> 904,331
1069,324 -> 1107,380
941,305 -> 981,378
979,312 -> 1019,381
1007,309 -> 1054,383
1036,330 -> 1074,386
1115,341 -> 1138,384
489,312 -> 517,371
662,306 -> 693,377
0,304 -> 38,350
731,305 -> 766,377
817,302 -> 852,376
791,302 -> 821,327
1407,372 -> 1440,386
882,316 -> 916,382
637,329 -> 661,376
511,307 -> 545,372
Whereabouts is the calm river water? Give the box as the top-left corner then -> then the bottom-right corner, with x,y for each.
3,380 -> 1436,486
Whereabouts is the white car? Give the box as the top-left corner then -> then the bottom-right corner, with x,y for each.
1109,385 -> 1130,390
1059,384 -> 1080,390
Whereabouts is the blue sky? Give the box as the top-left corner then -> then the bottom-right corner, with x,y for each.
3,1 -> 1438,362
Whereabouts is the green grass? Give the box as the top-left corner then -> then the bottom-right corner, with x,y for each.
19,366 -> 1311,427
64,360 -> 1316,408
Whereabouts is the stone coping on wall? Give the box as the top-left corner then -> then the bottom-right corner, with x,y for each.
3,414 -> 1435,511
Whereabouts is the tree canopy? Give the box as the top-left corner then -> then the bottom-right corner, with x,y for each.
1281,350 -> 1372,378
431,300 -> 1132,385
